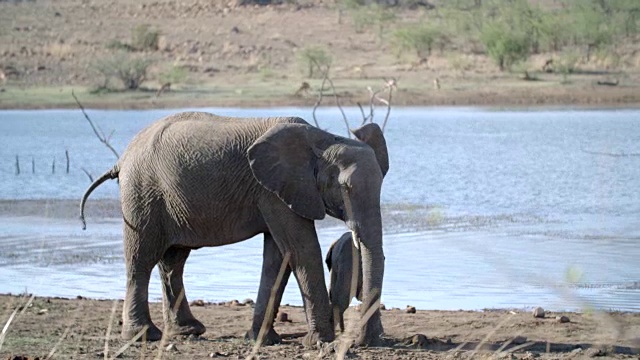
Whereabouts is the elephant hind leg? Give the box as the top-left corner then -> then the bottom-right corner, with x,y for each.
246,233 -> 292,345
121,225 -> 163,341
158,246 -> 206,337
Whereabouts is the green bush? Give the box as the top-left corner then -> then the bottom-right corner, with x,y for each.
95,52 -> 154,90
347,4 -> 396,38
480,21 -> 530,71
297,46 -> 332,78
391,24 -> 441,61
556,50 -> 580,83
106,39 -> 134,52
158,65 -> 189,85
131,24 -> 160,51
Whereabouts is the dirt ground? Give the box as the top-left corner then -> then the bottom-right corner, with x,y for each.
0,294 -> 639,359
1,0 -> 640,109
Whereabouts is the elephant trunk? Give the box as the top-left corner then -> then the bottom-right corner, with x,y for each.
345,189 -> 385,346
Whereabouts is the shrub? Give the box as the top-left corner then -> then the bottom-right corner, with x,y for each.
106,40 -> 134,52
297,46 -> 332,78
391,24 -> 441,61
94,52 -> 154,90
131,24 -> 160,51
158,64 -> 189,85
348,4 -> 395,39
480,22 -> 530,71
568,3 -> 613,50
556,50 -> 580,83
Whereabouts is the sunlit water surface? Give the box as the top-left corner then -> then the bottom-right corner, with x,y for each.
0,107 -> 638,311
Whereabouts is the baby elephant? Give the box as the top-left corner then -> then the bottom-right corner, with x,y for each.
325,232 -> 363,332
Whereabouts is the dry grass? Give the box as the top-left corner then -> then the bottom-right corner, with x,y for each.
44,43 -> 74,59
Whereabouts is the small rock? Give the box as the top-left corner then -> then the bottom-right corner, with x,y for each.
165,343 -> 178,352
243,298 -> 255,305
209,351 -> 229,357
556,315 -> 570,323
532,307 -> 545,318
405,334 -> 428,348
379,303 -> 386,310
37,308 -> 48,315
157,35 -> 170,52
185,333 -> 202,341
512,335 -> 527,345
276,311 -> 291,322
585,347 -> 606,357
231,26 -> 240,34
406,305 -> 416,314
96,351 -> 122,358
190,299 -> 205,307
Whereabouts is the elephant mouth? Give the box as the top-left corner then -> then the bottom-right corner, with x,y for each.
325,205 -> 345,221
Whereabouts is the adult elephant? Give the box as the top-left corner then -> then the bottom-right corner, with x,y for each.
80,112 -> 388,346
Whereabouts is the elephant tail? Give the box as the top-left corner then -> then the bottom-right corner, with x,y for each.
80,165 -> 119,230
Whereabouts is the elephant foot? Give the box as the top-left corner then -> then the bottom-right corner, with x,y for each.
164,318 -> 207,337
355,312 -> 383,347
121,323 -> 163,342
244,327 -> 282,345
302,330 -> 335,348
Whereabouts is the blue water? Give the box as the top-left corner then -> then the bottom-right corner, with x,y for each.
0,107 -> 639,311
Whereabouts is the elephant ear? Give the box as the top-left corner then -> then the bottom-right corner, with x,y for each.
248,123 -> 326,220
351,123 -> 389,177
325,240 -> 337,271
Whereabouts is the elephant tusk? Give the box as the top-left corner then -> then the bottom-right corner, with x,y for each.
341,184 -> 360,250
351,230 -> 361,250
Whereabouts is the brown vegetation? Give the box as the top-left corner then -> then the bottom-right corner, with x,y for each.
0,0 -> 639,109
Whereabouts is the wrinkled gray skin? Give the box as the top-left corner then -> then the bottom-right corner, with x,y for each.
326,232 -> 362,333
79,112 -> 388,347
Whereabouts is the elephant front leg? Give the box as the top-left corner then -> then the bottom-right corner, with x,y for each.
260,202 -> 335,347
246,233 -> 292,345
158,246 -> 206,337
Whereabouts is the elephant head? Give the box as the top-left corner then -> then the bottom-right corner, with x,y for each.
326,232 -> 363,333
248,121 -> 387,345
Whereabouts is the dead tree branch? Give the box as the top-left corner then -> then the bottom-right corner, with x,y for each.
312,67 -> 330,129
72,90 -> 119,159
309,64 -> 396,136
311,59 -> 351,138
80,167 -> 94,182
380,78 -> 396,132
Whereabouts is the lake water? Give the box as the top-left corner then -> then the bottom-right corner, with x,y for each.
0,107 -> 639,312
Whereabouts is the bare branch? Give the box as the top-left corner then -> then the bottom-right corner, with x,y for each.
72,90 -> 119,159
325,76 -> 351,138
312,67 -> 330,129
357,102 -> 369,125
311,59 -> 351,138
80,167 -> 94,182
106,129 -> 116,143
381,78 -> 397,133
